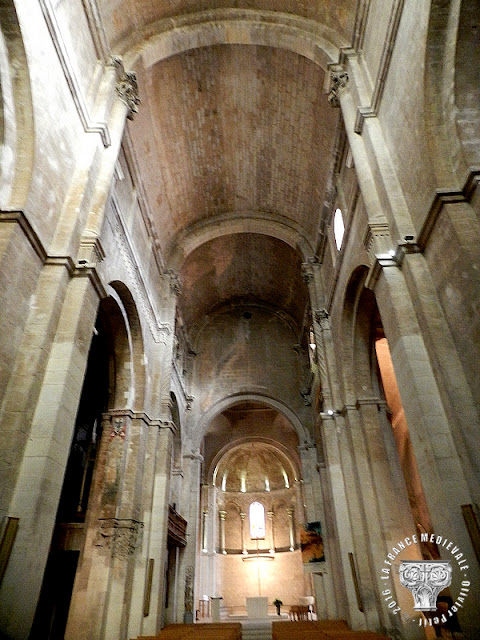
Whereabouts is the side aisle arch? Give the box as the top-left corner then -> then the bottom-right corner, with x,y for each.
424,0 -> 480,187
0,0 -> 34,208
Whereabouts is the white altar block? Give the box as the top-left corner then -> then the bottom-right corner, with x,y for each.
210,597 -> 223,622
246,596 -> 268,618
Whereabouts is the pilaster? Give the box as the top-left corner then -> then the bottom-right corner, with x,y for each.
157,269 -> 182,420
0,271 -> 102,640
197,483 -> 217,607
369,259 -> 480,635
176,451 -> 203,623
319,413 -> 365,629
139,421 -> 175,635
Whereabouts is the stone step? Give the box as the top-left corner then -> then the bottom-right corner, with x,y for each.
240,620 -> 272,640
242,632 -> 272,640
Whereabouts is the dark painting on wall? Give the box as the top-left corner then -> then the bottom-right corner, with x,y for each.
301,521 -> 325,563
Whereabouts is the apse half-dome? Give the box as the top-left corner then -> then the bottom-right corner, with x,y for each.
213,441 -> 296,493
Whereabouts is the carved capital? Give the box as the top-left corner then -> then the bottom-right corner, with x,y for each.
78,231 -> 106,265
327,66 -> 349,107
184,450 -> 203,463
314,309 -> 330,330
363,221 -> 393,262
113,56 -> 141,120
110,415 -> 126,439
301,263 -> 314,285
300,391 -> 312,406
164,268 -> 182,296
96,518 -> 143,559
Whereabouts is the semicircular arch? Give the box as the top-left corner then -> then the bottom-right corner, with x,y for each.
340,265 -> 370,403
167,211 -> 314,270
209,436 -> 302,487
107,281 -> 146,409
424,0 -> 480,187
193,391 -> 310,451
121,9 -> 344,72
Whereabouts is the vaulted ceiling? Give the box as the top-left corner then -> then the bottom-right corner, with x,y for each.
98,0 -> 358,334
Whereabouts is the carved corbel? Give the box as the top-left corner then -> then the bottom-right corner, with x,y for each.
314,309 -> 330,330
112,56 -> 141,120
110,415 -> 126,439
164,269 -> 182,296
327,66 -> 349,107
301,263 -> 314,285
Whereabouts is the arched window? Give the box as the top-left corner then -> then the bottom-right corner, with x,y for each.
333,208 -> 345,250
249,501 -> 266,539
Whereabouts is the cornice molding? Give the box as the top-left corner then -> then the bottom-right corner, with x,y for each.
102,409 -> 177,431
0,210 -> 46,262
38,0 -> 111,146
418,168 -> 480,251
351,0 -> 406,134
0,210 -> 109,297
73,262 -> 107,298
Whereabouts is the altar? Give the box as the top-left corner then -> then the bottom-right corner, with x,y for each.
246,596 -> 269,618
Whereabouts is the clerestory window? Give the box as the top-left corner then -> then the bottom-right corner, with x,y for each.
334,208 -> 345,250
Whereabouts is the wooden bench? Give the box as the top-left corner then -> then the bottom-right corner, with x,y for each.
273,619 -> 349,634
272,620 -> 389,640
134,622 -> 242,640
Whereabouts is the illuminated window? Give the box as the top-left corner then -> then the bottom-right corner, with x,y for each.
334,208 -> 345,250
240,473 -> 246,493
249,501 -> 266,539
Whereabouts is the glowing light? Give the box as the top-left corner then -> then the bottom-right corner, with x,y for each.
240,474 -> 246,493
249,502 -> 266,539
334,208 -> 345,250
